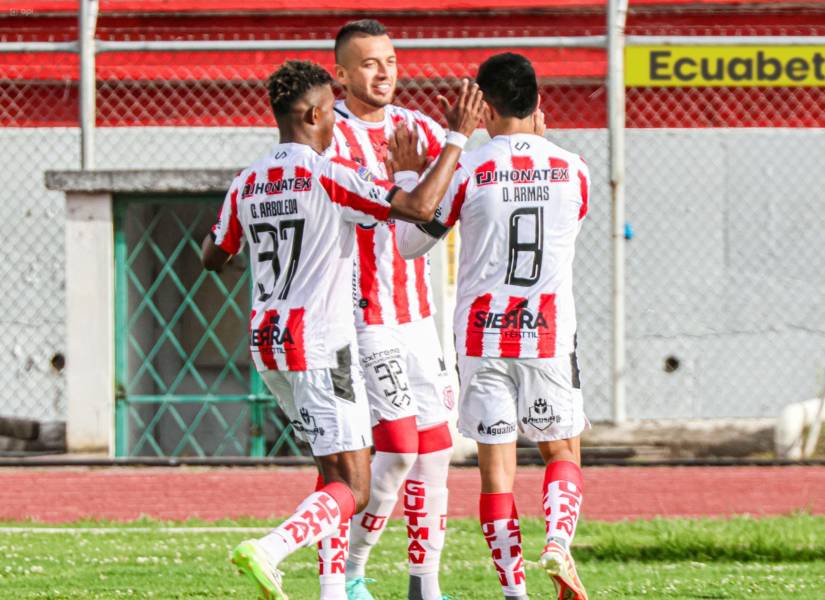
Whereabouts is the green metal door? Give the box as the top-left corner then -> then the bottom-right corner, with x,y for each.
113,195 -> 306,458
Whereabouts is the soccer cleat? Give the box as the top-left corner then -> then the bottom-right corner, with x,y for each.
231,539 -> 288,600
539,541 -> 588,600
346,577 -> 377,600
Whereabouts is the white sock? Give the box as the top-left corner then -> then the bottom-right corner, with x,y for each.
345,450 -> 417,579
405,444 -> 452,600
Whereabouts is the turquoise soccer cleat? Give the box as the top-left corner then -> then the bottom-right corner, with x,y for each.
346,577 -> 377,600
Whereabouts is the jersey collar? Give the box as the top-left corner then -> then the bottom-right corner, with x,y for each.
334,99 -> 388,129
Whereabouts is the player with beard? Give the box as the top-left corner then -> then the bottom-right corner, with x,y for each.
396,53 -> 590,600
314,19 -> 455,600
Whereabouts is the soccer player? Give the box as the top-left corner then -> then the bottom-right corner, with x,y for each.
396,53 -> 591,600
317,19 -> 455,600
200,60 -> 482,599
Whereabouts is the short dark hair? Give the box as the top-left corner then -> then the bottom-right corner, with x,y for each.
334,19 -> 388,63
476,53 -> 538,119
267,60 -> 332,120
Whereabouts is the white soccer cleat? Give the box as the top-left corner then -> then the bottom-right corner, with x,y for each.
539,541 -> 588,600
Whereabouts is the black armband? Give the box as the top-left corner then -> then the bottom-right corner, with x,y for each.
385,185 -> 401,204
417,219 -> 449,239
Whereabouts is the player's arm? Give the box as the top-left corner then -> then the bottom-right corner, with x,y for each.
201,176 -> 245,272
201,236 -> 231,272
386,80 -> 482,223
396,165 -> 469,259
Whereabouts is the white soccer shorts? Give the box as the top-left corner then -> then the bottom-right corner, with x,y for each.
259,344 -> 372,456
456,353 -> 588,445
358,316 -> 455,430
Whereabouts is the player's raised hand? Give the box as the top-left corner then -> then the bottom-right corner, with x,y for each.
387,123 -> 427,175
437,78 -> 484,137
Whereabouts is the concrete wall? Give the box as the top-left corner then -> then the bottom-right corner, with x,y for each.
5,127 -> 824,428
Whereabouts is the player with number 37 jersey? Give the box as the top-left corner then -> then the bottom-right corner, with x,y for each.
201,60 -> 484,600
211,146 -> 399,373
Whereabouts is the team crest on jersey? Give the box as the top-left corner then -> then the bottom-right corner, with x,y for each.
522,397 -> 562,431
251,313 -> 294,348
356,166 -> 376,182
291,407 -> 325,442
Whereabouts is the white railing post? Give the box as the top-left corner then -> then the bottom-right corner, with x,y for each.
608,0 -> 629,424
79,0 -> 99,170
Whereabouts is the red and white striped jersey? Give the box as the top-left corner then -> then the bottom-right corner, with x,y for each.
331,100 -> 445,329
211,142 -> 399,371
405,134 -> 589,359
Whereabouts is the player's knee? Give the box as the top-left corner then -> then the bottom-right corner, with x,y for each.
538,436 -> 580,465
385,450 -> 418,472
350,479 -> 371,513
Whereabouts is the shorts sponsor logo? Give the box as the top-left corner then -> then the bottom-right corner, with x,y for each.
522,397 -> 562,431
291,407 -> 325,443
477,420 -> 516,436
364,350 -> 411,410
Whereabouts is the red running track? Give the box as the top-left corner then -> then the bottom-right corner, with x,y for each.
1,466 -> 823,523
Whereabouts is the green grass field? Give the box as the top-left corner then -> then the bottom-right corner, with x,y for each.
2,515 -> 825,599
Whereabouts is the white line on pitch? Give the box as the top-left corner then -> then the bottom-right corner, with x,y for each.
0,527 -> 270,534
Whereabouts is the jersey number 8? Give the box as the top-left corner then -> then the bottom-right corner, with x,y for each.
505,206 -> 544,287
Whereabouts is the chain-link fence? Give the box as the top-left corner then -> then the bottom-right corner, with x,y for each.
2,5 -> 824,434
625,83 -> 825,419
0,53 -> 77,422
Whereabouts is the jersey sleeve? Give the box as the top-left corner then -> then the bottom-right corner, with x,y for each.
319,156 -> 399,225
396,163 -> 471,259
210,173 -> 246,255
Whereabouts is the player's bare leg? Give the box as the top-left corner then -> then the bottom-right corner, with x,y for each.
537,437 -> 588,600
232,448 -> 370,600
477,441 -> 528,600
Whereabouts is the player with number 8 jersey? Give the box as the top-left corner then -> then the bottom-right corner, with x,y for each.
397,53 -> 591,600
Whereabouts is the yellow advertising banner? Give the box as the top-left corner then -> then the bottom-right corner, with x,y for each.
626,46 -> 825,87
